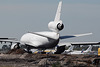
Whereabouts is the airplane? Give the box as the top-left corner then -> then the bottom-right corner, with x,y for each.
62,45 -> 74,54
0,1 -> 93,53
0,38 -> 16,40
67,45 -> 93,54
0,38 -> 16,44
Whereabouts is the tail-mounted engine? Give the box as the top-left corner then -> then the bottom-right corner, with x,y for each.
48,20 -> 64,32
48,1 -> 64,33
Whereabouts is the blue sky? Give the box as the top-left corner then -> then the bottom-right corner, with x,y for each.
0,0 -> 100,44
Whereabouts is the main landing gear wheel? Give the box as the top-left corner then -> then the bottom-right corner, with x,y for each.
11,43 -> 20,49
15,43 -> 20,49
26,45 -> 32,53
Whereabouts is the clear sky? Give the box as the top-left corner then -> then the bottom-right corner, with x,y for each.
0,0 -> 100,44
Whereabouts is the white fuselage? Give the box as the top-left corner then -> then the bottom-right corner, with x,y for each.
20,32 -> 59,49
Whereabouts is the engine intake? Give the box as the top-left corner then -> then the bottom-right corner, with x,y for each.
48,20 -> 64,32
57,23 -> 64,30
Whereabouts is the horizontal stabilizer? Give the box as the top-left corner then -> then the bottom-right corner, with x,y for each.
60,33 -> 92,39
74,33 -> 92,37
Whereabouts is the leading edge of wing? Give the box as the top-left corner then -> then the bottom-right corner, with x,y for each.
59,33 -> 92,39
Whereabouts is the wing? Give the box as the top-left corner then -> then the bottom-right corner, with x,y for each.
0,38 -> 16,40
0,38 -> 20,44
70,42 -> 100,45
59,33 -> 92,39
58,42 -> 100,47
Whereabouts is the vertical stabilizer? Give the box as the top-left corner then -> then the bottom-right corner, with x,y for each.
54,1 -> 62,22
67,45 -> 74,51
85,45 -> 92,52
48,1 -> 64,32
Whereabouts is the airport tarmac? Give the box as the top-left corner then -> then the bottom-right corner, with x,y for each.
0,49 -> 100,67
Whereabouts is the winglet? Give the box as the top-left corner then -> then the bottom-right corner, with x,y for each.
54,1 -> 62,22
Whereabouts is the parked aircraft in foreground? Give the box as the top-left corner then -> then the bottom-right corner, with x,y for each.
0,1 -> 93,53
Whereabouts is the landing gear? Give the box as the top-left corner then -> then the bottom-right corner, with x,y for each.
41,50 -> 46,54
16,43 -> 20,49
54,45 -> 66,54
11,43 -> 20,49
26,45 -> 32,53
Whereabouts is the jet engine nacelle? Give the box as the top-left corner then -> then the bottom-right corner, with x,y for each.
48,20 -> 64,32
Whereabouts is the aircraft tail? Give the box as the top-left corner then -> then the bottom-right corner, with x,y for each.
54,1 -> 62,22
48,1 -> 64,32
67,45 -> 74,51
85,45 -> 92,52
